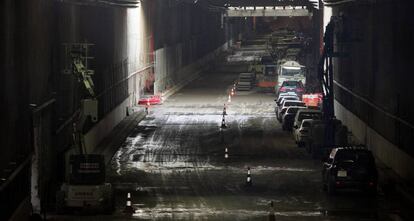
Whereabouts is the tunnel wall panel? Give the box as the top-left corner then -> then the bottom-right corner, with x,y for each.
154,41 -> 229,97
1,0 -> 57,216
151,0 -> 245,96
335,100 -> 414,181
1,0 -> 242,216
1,0 -> 56,171
54,3 -> 155,155
331,1 -> 414,180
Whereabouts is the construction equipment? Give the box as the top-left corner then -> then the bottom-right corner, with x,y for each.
277,60 -> 306,92
236,72 -> 256,91
56,43 -> 114,214
250,56 -> 278,92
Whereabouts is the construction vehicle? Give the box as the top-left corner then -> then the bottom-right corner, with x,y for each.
249,55 -> 278,92
56,43 -> 114,214
276,60 -> 306,92
236,72 -> 256,91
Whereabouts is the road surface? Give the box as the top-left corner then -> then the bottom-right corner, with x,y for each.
52,55 -> 412,221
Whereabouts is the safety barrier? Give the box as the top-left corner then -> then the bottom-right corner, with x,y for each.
0,155 -> 31,220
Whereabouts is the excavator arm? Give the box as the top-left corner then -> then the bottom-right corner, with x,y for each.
67,46 -> 98,154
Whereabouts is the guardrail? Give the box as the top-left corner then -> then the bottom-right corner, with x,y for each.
0,155 -> 31,220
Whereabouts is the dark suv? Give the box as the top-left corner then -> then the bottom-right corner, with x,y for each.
322,147 -> 378,195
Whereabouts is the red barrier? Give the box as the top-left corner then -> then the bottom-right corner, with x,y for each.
303,93 -> 322,107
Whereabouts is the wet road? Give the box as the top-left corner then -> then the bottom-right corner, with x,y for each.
54,65 -> 412,220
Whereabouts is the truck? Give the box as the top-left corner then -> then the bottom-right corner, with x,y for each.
249,55 -> 278,92
276,60 -> 306,92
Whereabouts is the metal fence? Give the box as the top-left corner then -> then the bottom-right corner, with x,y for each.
0,155 -> 31,220
0,98 -> 55,219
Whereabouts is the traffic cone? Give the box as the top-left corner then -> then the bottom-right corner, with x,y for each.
225,148 -> 229,159
220,114 -> 227,129
246,167 -> 252,186
123,192 -> 134,214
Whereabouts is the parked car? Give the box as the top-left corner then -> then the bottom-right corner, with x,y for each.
282,106 -> 306,130
275,96 -> 300,114
277,100 -> 306,121
276,95 -> 299,107
277,80 -> 305,97
293,119 -> 313,147
276,92 -> 299,106
278,91 -> 298,98
293,109 -> 322,130
277,107 -> 288,121
322,147 -> 378,195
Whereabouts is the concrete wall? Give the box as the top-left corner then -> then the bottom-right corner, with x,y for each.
1,0 -> 57,217
1,0 -> 55,169
156,41 -> 230,98
1,0 -> 153,214
335,100 -> 414,181
52,2 -> 156,154
82,0 -> 244,152
1,0 -> 243,216
329,0 -> 414,181
151,0 -> 245,96
1,0 -> 242,164
84,97 -> 130,154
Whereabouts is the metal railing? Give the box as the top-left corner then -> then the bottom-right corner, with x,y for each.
0,155 -> 31,220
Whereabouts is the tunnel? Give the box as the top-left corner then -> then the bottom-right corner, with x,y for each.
1,0 -> 414,220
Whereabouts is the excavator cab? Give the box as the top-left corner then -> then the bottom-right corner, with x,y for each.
56,154 -> 114,214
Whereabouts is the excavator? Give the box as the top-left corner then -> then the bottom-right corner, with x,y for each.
56,44 -> 114,214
